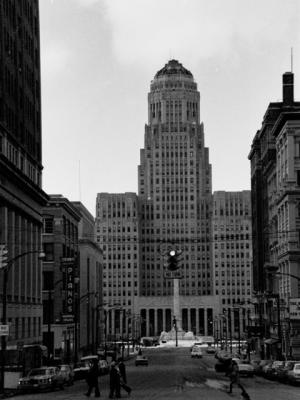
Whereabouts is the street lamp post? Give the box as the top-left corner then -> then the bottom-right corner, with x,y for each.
1,249 -> 45,393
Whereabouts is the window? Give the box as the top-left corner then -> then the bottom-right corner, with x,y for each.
297,171 -> 300,186
43,217 -> 54,233
43,271 -> 54,290
43,243 -> 54,261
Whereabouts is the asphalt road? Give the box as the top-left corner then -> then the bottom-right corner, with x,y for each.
11,347 -> 300,400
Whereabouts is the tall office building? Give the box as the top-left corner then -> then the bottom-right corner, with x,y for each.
0,1 -> 48,345
96,193 -> 140,340
212,191 -> 252,339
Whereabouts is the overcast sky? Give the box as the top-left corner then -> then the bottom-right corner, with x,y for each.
40,0 -> 300,215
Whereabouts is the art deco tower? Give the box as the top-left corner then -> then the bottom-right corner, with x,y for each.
138,60 -> 213,298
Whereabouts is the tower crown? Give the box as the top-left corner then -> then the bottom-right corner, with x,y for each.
154,59 -> 193,79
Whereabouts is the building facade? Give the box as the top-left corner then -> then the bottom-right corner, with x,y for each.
42,195 -> 81,362
72,201 -> 103,356
249,72 -> 300,358
95,193 -> 140,341
212,191 -> 253,341
96,60 -> 219,339
0,0 -> 48,346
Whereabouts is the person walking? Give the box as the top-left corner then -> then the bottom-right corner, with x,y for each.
109,361 -> 121,399
226,359 -> 244,394
117,358 -> 132,396
85,358 -> 100,398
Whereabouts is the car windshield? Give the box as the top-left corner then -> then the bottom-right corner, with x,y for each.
294,364 -> 300,370
29,368 -> 49,376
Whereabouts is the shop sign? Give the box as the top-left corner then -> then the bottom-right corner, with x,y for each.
62,259 -> 75,319
289,298 -> 300,320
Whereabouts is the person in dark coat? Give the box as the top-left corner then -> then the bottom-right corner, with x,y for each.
226,359 -> 245,394
109,361 -> 121,399
85,358 -> 100,397
117,358 -> 132,396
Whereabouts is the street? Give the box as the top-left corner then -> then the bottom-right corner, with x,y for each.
11,346 -> 300,400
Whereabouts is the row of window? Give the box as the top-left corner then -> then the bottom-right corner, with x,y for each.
7,316 -> 41,341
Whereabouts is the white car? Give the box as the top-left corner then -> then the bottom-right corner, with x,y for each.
191,347 -> 203,358
287,363 -> 300,384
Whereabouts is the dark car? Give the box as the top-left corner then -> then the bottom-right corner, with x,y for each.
135,355 -> 148,366
277,361 -> 298,383
73,361 -> 90,380
206,346 -> 216,354
265,361 -> 285,380
18,367 -> 65,392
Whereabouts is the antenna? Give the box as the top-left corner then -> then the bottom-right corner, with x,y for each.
291,47 -> 293,73
78,160 -> 82,202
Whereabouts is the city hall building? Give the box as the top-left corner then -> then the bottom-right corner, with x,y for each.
96,60 -> 220,339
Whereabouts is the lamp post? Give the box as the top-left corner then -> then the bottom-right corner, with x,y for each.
0,249 -> 45,393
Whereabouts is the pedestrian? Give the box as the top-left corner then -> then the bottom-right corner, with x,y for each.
85,358 -> 100,398
117,358 -> 132,396
226,359 -> 245,394
109,361 -> 121,399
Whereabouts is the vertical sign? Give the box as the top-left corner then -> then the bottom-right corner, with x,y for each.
61,258 -> 75,323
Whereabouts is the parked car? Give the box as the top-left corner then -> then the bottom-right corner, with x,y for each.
265,361 -> 285,380
261,361 -> 274,377
236,360 -> 254,377
191,347 -> 203,358
58,364 -> 74,386
135,355 -> 148,366
255,360 -> 272,376
18,367 -> 65,393
286,362 -> 300,385
206,346 -> 216,354
277,361 -> 298,383
250,359 -> 261,374
74,355 -> 107,380
73,361 -> 90,380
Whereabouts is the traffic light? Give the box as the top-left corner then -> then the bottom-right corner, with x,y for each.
0,244 -> 8,269
166,249 -> 182,271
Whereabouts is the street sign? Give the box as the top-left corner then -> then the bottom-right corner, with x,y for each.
0,325 -> 9,336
